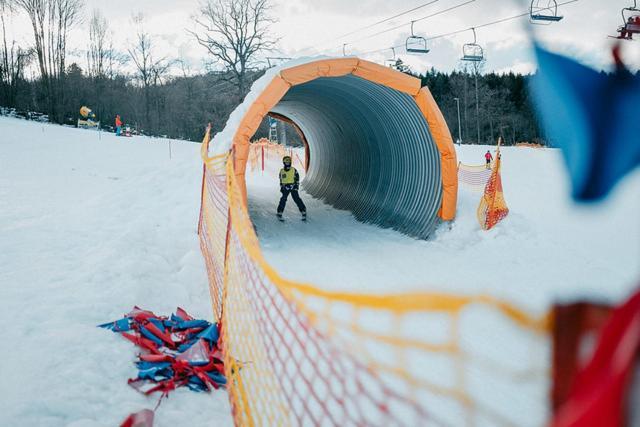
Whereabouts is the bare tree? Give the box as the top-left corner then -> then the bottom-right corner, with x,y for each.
189,0 -> 277,97
128,14 -> 172,129
105,36 -> 128,79
14,0 -> 82,121
87,8 -> 107,78
0,1 -> 32,106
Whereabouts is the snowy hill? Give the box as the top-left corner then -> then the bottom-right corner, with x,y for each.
0,117 -> 232,426
2,116 -> 639,426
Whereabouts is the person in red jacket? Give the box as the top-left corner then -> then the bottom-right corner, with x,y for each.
115,115 -> 123,136
485,150 -> 493,169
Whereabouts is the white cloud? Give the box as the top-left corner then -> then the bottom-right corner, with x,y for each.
495,60 -> 537,75
4,0 -> 637,76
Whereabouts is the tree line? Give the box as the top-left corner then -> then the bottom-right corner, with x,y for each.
0,0 -> 275,141
1,0 -> 547,145
417,63 -> 544,146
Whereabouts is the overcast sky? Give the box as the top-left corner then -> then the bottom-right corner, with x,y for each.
5,0 -> 639,75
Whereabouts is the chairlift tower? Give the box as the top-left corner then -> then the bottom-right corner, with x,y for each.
461,28 -> 484,144
268,116 -> 278,143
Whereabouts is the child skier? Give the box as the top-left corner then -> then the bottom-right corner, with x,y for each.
115,115 -> 122,136
277,155 -> 306,221
485,150 -> 493,169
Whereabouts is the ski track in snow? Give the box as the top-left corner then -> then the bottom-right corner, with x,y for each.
0,117 -> 232,427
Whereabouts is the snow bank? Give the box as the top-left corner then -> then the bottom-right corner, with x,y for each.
0,117 -> 232,427
209,55 -> 335,156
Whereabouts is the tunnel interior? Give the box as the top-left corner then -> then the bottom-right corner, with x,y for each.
268,75 -> 443,239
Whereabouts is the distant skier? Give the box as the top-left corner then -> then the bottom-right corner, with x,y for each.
277,155 -> 306,221
115,115 -> 122,136
485,150 -> 493,169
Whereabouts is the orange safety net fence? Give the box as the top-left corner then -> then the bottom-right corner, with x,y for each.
457,162 -> 493,192
515,142 -> 544,149
248,138 -> 305,172
477,155 -> 510,231
199,129 -> 551,426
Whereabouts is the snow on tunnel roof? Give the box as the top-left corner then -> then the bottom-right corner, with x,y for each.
209,56 -> 334,157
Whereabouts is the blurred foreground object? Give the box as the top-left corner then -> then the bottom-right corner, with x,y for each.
552,289 -> 640,427
531,44 -> 640,201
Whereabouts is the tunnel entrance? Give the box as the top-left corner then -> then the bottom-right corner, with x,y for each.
222,58 -> 457,240
268,75 -> 443,238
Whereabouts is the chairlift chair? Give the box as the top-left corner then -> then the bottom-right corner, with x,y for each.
461,28 -> 484,62
615,1 -> 640,40
530,0 -> 564,23
405,21 -> 430,54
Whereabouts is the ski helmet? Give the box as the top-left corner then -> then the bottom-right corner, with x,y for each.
283,156 -> 292,166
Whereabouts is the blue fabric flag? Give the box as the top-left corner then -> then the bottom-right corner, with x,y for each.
206,371 -> 227,386
197,324 -> 220,344
174,319 -> 210,330
531,45 -> 640,201
98,317 -> 131,332
139,325 -> 165,346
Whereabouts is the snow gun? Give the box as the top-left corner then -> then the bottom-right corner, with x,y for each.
78,106 -> 100,130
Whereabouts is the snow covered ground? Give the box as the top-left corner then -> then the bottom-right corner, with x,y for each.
246,142 -> 640,425
249,145 -> 640,316
2,114 -> 639,426
0,117 -> 232,427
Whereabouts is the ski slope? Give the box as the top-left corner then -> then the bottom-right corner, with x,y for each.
248,145 -> 640,315
0,117 -> 232,427
2,115 -> 639,426
246,143 -> 640,425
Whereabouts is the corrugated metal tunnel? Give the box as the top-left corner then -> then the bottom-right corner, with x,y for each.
270,75 -> 443,239
218,58 -> 458,241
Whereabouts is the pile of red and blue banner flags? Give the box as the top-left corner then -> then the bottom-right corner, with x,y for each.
99,307 -> 225,426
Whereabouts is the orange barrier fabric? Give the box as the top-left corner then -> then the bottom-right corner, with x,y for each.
477,156 -> 510,230
279,58 -> 359,86
516,142 -> 544,148
229,58 -> 457,221
414,87 -> 458,220
198,131 -> 551,426
247,139 -> 303,172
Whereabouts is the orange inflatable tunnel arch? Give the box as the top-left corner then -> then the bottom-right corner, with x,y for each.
224,58 -> 457,239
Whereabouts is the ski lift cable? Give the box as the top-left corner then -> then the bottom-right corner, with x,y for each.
335,0 -> 441,40
321,0 -> 477,56
352,0 -> 578,57
347,0 -> 477,46
296,0 -> 442,55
